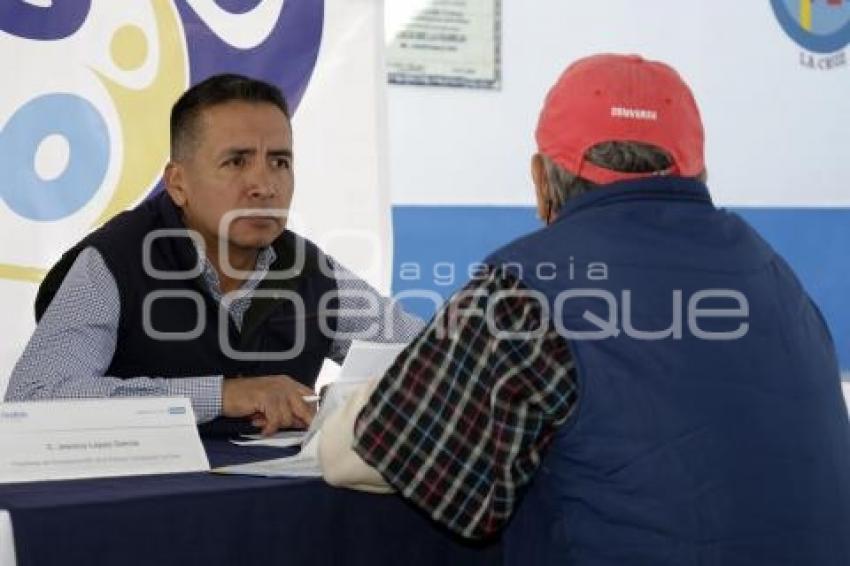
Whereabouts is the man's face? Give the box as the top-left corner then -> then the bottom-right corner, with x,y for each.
167,101 -> 294,252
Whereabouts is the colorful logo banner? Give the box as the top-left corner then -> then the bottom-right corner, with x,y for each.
0,0 -> 322,282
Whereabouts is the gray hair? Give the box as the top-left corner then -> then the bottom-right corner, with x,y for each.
543,141 -> 678,211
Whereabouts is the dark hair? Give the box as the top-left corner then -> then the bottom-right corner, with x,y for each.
170,73 -> 290,160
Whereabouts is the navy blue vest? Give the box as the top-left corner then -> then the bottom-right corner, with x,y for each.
35,192 -> 337,388
487,178 -> 850,566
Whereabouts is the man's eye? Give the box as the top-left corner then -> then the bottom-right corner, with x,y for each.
224,156 -> 246,168
272,157 -> 291,170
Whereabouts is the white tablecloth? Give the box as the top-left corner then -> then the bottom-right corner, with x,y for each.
0,510 -> 16,566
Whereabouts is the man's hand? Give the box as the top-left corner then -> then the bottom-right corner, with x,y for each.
221,375 -> 317,436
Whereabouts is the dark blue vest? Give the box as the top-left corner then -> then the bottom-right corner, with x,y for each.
487,178 -> 850,566
35,192 -> 337,388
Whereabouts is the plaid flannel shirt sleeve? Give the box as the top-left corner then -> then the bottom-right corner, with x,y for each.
352,266 -> 578,539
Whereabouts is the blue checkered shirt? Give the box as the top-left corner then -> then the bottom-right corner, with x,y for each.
5,246 -> 424,422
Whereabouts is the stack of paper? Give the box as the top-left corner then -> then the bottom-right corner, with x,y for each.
302,340 -> 408,448
215,433 -> 322,478
230,430 -> 306,448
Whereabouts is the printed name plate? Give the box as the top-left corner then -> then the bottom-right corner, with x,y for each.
0,397 -> 209,483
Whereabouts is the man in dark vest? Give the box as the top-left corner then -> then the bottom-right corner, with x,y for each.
5,74 -> 422,436
319,54 -> 850,565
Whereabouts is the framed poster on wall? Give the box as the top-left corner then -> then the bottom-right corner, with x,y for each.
386,0 -> 501,89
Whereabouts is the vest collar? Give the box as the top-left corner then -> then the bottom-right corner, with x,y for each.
552,176 -> 713,225
153,191 -> 203,272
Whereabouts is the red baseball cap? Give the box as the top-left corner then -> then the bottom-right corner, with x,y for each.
536,53 -> 705,185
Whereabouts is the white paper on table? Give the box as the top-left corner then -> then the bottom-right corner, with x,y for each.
213,432 -> 322,478
337,340 -> 408,383
212,342 -> 409,478
302,341 -> 408,448
230,430 -> 306,448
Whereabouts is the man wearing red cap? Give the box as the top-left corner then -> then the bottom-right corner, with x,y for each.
320,53 -> 850,565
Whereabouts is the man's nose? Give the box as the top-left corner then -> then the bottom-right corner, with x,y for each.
246,162 -> 277,199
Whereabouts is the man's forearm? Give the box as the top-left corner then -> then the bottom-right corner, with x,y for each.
5,370 -> 224,424
3,246 -> 224,423
329,259 -> 425,363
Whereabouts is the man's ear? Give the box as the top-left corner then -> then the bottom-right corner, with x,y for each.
531,153 -> 550,221
163,162 -> 187,207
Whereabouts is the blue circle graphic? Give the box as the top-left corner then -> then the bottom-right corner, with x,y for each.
772,0 -> 850,53
0,93 -> 110,221
213,0 -> 264,15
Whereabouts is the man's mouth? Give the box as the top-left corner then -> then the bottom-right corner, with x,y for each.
238,212 -> 284,223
